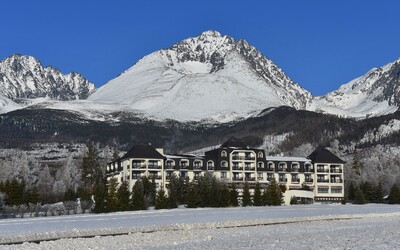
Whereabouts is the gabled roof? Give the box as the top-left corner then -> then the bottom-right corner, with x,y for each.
307,147 -> 345,164
221,137 -> 247,148
121,145 -> 165,160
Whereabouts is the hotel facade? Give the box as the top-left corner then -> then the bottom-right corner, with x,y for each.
106,138 -> 345,204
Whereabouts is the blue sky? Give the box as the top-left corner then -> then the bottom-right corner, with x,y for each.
1,0 -> 400,95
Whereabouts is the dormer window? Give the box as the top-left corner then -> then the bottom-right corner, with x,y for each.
258,152 -> 264,158
221,150 -> 227,157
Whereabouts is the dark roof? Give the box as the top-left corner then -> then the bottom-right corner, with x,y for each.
307,147 -> 345,164
221,137 -> 247,148
121,145 -> 165,160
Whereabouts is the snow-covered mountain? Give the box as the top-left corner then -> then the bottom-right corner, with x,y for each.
0,54 -> 95,101
309,58 -> 400,117
89,31 -> 312,122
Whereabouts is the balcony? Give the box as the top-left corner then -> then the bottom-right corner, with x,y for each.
305,179 -> 314,183
232,166 -> 243,170
148,164 -> 161,169
132,164 -> 146,169
330,169 -> 343,173
193,165 -> 203,170
244,166 -> 255,171
278,168 -> 287,172
232,156 -> 255,161
330,179 -> 343,183
291,168 -> 300,173
317,179 -> 330,183
291,178 -> 300,183
317,169 -> 329,173
304,168 -> 314,173
232,177 -> 243,181
245,177 -> 255,181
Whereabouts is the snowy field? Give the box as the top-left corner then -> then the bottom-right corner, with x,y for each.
0,204 -> 399,249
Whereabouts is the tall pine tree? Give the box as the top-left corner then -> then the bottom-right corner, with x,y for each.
242,182 -> 252,207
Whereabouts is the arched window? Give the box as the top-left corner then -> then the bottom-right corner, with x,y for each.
221,161 -> 228,168
221,150 -> 227,157
207,160 -> 214,170
258,162 -> 264,168
258,152 -> 264,158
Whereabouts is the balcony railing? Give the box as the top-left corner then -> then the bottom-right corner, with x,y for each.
232,166 -> 243,170
291,168 -> 300,172
132,164 -> 146,169
317,179 -> 330,183
245,177 -> 255,181
330,179 -> 343,183
232,177 -> 243,181
330,169 -> 343,173
148,164 -> 161,169
305,179 -> 314,183
179,164 -> 189,169
244,166 -> 255,171
232,156 -> 255,161
317,169 -> 329,173
304,168 -> 314,173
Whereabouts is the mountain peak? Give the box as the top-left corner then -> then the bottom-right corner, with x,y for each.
0,54 -> 95,101
198,30 -> 222,38
89,31 -> 312,122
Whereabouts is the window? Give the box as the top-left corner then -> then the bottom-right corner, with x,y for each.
258,162 -> 264,169
180,171 -> 187,178
207,161 -> 214,170
221,172 -> 227,179
132,171 -> 141,179
267,173 -> 274,181
291,163 -> 299,172
318,187 -> 329,193
331,187 -> 342,193
278,174 -> 287,182
221,161 -> 228,168
278,163 -> 286,171
267,162 -> 275,171
166,160 -> 175,167
221,150 -> 227,157
291,174 -> 299,183
258,152 -> 264,158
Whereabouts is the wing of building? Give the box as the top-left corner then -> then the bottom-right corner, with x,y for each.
106,138 -> 345,205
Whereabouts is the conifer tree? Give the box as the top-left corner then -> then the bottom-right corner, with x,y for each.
372,182 -> 384,203
106,178 -> 118,212
242,182 -> 252,207
388,184 -> 400,204
82,143 -> 100,191
154,188 -> 169,209
347,182 -> 356,201
186,182 -> 200,208
116,181 -> 131,211
93,169 -> 107,213
353,186 -> 366,205
142,177 -> 156,207
131,179 -> 146,210
167,174 -> 179,208
265,178 -> 283,206
229,184 -> 239,207
351,149 -> 361,175
253,182 -> 263,206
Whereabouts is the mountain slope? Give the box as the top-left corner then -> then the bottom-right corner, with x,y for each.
0,54 -> 95,101
309,58 -> 400,117
89,31 -> 312,122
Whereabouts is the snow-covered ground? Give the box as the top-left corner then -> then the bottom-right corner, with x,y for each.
0,204 -> 399,249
